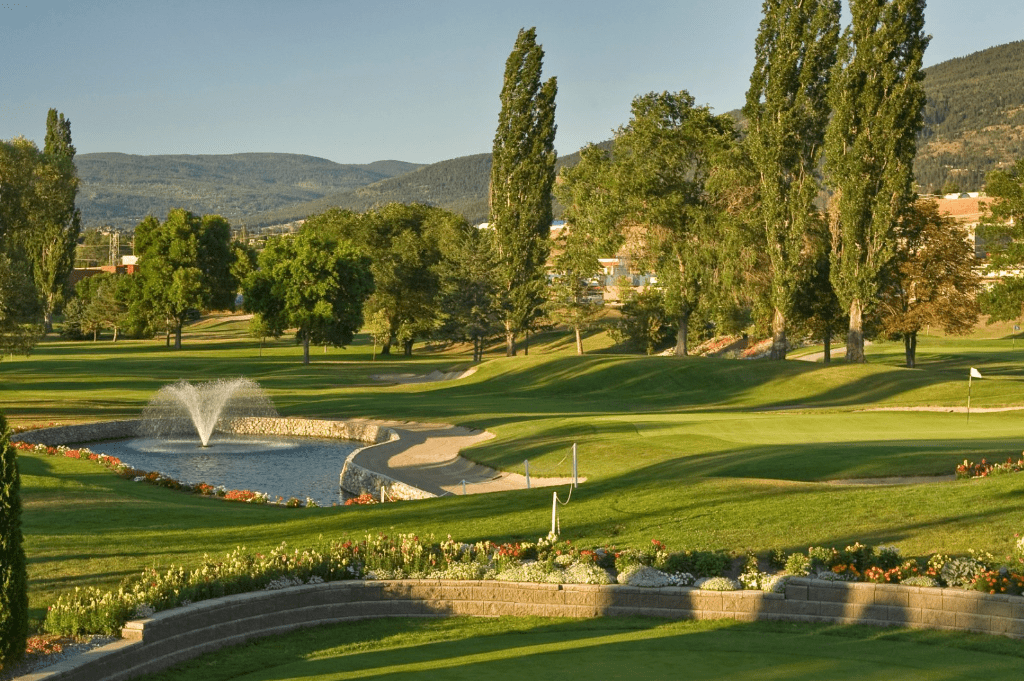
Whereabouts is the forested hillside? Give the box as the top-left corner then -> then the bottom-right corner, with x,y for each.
915,41 -> 1024,192
75,153 -> 422,230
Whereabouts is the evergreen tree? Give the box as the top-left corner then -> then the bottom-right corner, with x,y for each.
824,0 -> 930,363
744,0 -> 840,360
0,411 -> 28,668
435,224 -> 500,363
489,27 -> 557,356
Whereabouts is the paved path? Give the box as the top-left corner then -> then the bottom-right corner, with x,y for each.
347,419 -> 578,497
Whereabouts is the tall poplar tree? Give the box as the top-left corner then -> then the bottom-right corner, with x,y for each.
744,0 -> 840,360
36,109 -> 81,333
489,27 -> 557,356
824,0 -> 929,363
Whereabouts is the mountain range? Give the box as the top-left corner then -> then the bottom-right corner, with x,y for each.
73,40 -> 1024,232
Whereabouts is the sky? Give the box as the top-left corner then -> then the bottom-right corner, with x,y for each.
2,0 -> 1022,166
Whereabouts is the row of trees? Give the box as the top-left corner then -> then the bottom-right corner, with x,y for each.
0,109 -> 81,357
546,0 -> 986,367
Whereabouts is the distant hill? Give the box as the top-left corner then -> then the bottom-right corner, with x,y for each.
916,40 -> 1024,192
243,142 -> 612,228
74,41 -> 1024,231
75,153 -> 423,230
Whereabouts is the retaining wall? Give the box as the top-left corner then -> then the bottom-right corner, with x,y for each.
24,577 -> 1024,681
15,418 -> 391,447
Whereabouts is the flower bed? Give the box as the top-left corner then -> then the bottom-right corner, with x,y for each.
41,532 -> 1024,640
12,442 -> 322,508
956,455 -> 1024,479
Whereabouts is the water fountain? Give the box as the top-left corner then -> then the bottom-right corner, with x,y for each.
138,377 -> 278,447
87,378 -> 364,506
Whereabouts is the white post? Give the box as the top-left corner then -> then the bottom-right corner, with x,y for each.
525,460 -> 530,489
967,374 -> 973,424
572,442 -> 578,488
381,486 -> 385,503
552,491 -> 558,536
462,479 -> 466,495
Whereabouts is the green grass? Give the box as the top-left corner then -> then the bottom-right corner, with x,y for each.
135,617 -> 1024,681
7,318 -> 1024,635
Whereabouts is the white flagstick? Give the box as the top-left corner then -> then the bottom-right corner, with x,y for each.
968,368 -> 983,423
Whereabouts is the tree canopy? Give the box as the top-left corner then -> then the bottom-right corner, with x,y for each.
244,226 -> 373,364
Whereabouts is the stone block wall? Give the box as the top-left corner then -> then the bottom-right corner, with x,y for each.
31,577 -> 1024,681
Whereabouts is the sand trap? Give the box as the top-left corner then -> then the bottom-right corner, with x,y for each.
371,367 -> 478,384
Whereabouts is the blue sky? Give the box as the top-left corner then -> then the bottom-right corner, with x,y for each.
2,0 -> 1022,165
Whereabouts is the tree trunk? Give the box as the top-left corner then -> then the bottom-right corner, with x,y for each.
43,310 -> 53,335
380,340 -> 392,355
846,298 -> 865,363
904,332 -> 917,368
674,313 -> 689,357
575,326 -> 583,355
302,336 -> 310,365
112,326 -> 119,343
823,328 -> 831,365
505,325 -> 516,356
524,328 -> 530,356
403,339 -> 413,356
769,307 -> 787,360
174,324 -> 182,350
92,328 -> 98,342
165,326 -> 171,347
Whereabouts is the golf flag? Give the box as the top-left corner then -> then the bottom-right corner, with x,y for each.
967,368 -> 982,422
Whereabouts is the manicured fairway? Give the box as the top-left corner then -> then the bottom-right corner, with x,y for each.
7,319 -> 1024,630
135,617 -> 1024,681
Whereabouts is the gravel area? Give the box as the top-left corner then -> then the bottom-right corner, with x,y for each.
0,637 -> 116,680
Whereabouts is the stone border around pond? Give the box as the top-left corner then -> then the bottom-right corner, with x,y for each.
14,418 -> 434,502
19,577 -> 1024,681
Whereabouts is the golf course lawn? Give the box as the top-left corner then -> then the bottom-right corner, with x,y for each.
134,617 -> 1024,681
5,316 -> 1024,674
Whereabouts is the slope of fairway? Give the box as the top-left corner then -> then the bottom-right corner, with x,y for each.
7,323 -> 1024,629
135,617 -> 1024,681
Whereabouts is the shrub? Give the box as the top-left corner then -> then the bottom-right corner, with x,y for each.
940,556 -> 986,588
660,549 -> 730,577
0,413 -> 28,668
902,575 -> 939,588
768,548 -> 789,570
972,570 -> 1024,596
698,576 -> 742,591
784,552 -> 810,576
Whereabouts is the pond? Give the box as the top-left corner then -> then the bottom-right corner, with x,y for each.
93,435 -> 362,506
